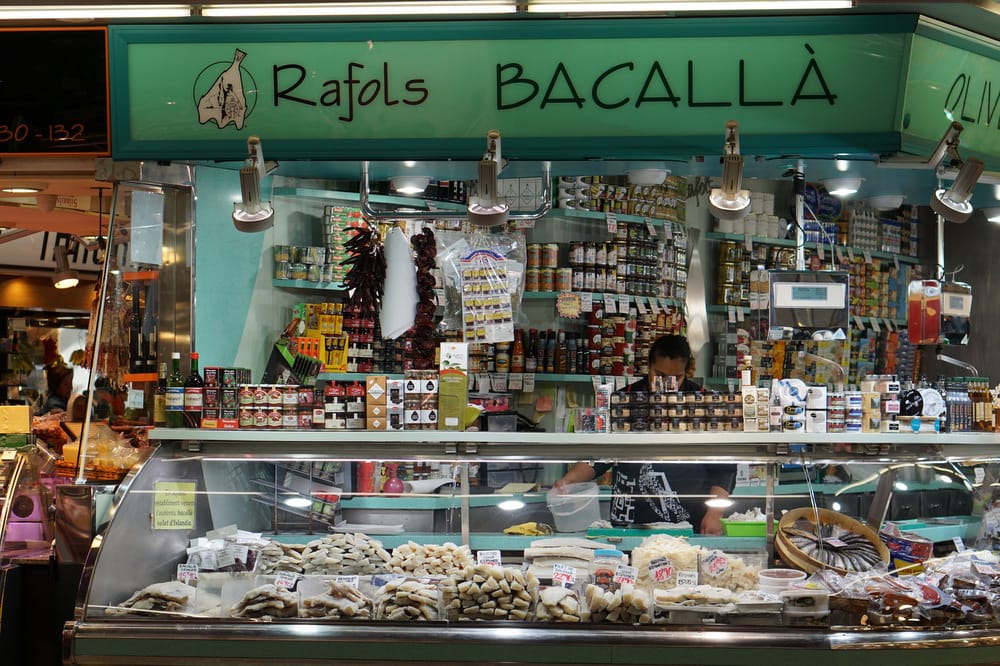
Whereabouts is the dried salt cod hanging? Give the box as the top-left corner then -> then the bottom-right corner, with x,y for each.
458,231 -> 517,344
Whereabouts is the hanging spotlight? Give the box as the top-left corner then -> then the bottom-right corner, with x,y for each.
932,157 -> 984,224
877,121 -> 964,170
232,135 -> 274,232
52,246 -> 79,289
821,177 -> 863,198
708,121 -> 751,221
467,129 -> 510,227
391,175 -> 431,195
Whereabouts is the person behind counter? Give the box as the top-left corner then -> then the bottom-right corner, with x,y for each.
555,334 -> 737,535
39,363 -> 74,415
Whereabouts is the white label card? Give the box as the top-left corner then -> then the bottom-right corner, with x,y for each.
893,254 -> 900,270
522,374 -> 536,393
658,298 -> 671,312
817,244 -> 825,262
863,249 -> 873,265
648,556 -> 675,583
676,569 -> 699,588
334,575 -> 360,588
604,293 -> 617,314
619,294 -> 630,314
647,298 -> 659,315
728,306 -> 737,324
491,373 -> 509,392
606,213 -> 618,234
127,387 -> 144,409
635,296 -> 648,314
275,571 -> 298,590
847,247 -> 856,261
870,317 -> 881,333
615,377 -> 627,391
508,373 -> 524,391
477,549 -> 502,567
477,373 -> 492,392
703,551 -> 729,576
580,292 -> 593,312
177,563 -> 199,585
953,536 -> 967,553
736,307 -> 745,323
744,232 -> 753,252
644,218 -> 657,237
614,564 -> 638,585
552,562 -> 576,587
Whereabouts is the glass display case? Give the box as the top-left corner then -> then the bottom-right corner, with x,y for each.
63,428 -> 1000,666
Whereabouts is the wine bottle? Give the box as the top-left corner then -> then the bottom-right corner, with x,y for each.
165,352 -> 184,428
183,352 -> 205,428
153,362 -> 168,427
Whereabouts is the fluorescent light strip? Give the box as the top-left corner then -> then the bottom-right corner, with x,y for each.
0,5 -> 192,19
202,2 -> 517,17
529,1 -> 852,11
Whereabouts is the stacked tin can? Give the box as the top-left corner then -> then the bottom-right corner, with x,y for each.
610,390 -> 742,433
321,381 -> 367,430
236,383 -> 312,430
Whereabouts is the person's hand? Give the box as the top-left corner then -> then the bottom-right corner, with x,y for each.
700,511 -> 725,536
552,478 -> 568,493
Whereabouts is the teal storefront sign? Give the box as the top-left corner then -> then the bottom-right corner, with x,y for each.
108,17 -> 997,164
901,26 -> 1000,163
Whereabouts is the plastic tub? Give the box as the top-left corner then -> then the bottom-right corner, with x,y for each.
757,568 -> 806,594
546,482 -> 601,533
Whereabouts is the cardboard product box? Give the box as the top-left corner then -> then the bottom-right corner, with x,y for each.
386,379 -> 405,407
367,403 -> 387,420
405,409 -> 422,428
220,408 -> 239,430
881,524 -> 934,572
221,387 -> 239,410
203,366 -> 221,387
366,375 -> 388,404
201,408 -> 220,429
386,406 -> 405,431
368,415 -> 387,430
0,406 -> 31,434
203,387 -> 220,410
438,342 -> 469,431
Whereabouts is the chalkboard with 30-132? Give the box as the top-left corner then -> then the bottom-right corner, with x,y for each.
0,27 -> 109,155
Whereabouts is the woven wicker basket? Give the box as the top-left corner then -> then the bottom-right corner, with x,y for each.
776,507 -> 889,574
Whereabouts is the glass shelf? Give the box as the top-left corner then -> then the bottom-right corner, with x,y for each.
705,232 -> 920,265
273,279 -> 347,291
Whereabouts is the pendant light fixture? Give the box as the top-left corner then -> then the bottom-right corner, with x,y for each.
53,246 -> 79,289
467,129 -> 510,227
233,136 -> 275,233
708,120 -> 751,222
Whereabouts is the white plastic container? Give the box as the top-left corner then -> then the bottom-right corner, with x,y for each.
757,568 -> 806,594
546,482 -> 601,533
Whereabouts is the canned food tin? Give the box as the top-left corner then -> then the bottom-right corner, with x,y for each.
527,244 -> 541,268
267,385 -> 284,406
718,262 -> 738,284
572,269 -> 585,291
252,385 -> 268,406
253,407 -> 269,429
555,268 -> 573,292
274,261 -> 291,280
238,385 -> 254,406
569,242 -> 585,267
307,263 -> 322,282
282,385 -> 299,406
239,407 -> 255,428
298,387 -> 315,406
290,262 -> 308,280
273,245 -> 291,262
539,268 -> 555,291
525,268 -> 539,292
595,242 -> 607,267
584,269 -> 596,291
542,243 -> 560,268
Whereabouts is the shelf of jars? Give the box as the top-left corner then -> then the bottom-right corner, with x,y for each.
317,372 -> 618,384
705,305 -> 907,329
704,232 -> 921,265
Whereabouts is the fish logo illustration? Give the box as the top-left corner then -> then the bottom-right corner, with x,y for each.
193,49 -> 259,130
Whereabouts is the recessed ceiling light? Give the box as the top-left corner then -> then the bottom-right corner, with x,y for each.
821,177 -> 863,198
2,183 -> 47,194
391,175 -> 431,195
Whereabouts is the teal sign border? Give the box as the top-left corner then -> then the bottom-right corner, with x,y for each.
109,15 -> 990,163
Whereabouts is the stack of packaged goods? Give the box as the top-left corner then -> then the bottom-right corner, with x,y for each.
403,370 -> 439,430
555,174 -> 686,222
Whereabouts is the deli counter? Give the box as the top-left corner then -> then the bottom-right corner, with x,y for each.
60,429 -> 1000,666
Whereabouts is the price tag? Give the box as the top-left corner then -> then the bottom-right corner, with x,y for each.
870,317 -> 881,333
580,292 -> 593,312
676,569 -> 699,588
619,294 -> 630,314
552,562 -> 576,587
953,536 -> 967,553
477,549 -> 502,567
975,467 -> 986,484
658,298 -> 671,312
972,559 -> 1000,576
664,223 -> 674,241
736,307 -> 745,323
847,247 -> 856,261
647,556 -> 675,583
477,373 -> 492,392
605,212 -> 618,234
647,298 -> 659,315
591,376 -> 603,393
824,537 -> 849,549
127,387 -> 144,409
644,218 -> 657,237
491,373 -> 509,392
614,376 -> 627,391
508,373 -> 524,391
854,315 -> 866,330
177,563 -> 199,585
613,564 -> 638,585
334,575 -> 360,588
702,550 -> 729,576
275,571 -> 298,590
522,373 -> 536,393
231,543 -> 250,567
884,399 -> 900,414
215,545 -> 237,569
817,243 -> 825,262
863,249 -> 873,265
635,296 -> 648,314
604,293 -> 617,314
744,232 -> 753,252
893,254 -> 900,270
728,306 -> 737,324
514,219 -> 535,230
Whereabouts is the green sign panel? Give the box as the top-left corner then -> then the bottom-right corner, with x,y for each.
110,22 -> 908,161
902,33 -> 1000,163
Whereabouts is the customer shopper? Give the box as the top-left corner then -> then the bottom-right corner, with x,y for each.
555,334 -> 737,534
40,363 -> 74,415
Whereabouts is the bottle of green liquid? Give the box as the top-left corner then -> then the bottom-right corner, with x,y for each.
165,352 -> 184,428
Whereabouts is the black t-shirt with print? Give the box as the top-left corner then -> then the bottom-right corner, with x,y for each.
591,376 -> 737,530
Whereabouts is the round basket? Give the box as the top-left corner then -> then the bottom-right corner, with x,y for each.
775,507 -> 889,575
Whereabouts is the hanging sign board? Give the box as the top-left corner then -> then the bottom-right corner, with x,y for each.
0,28 -> 110,155
0,231 -> 103,273
108,19 -> 910,161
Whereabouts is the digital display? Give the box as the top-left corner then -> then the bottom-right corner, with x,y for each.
0,28 -> 109,155
791,286 -> 829,301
